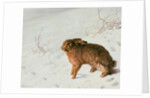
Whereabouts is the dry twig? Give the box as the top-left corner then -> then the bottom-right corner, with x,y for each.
35,28 -> 46,54
92,8 -> 121,37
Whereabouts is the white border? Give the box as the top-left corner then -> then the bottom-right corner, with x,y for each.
1,0 -> 144,95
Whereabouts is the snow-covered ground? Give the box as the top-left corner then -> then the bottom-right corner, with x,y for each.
21,8 -> 121,89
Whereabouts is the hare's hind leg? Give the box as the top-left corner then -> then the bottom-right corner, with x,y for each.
90,67 -> 97,73
100,65 -> 109,78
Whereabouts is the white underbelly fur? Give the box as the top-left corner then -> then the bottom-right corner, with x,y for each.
95,64 -> 105,72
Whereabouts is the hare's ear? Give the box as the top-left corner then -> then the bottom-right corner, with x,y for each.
74,39 -> 87,46
81,40 -> 87,45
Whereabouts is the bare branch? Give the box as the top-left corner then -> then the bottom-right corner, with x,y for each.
92,8 -> 121,37
35,28 -> 46,54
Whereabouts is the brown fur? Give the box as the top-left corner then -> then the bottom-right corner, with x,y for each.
61,38 -> 116,79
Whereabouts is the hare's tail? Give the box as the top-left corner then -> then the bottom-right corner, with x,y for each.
112,60 -> 116,67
